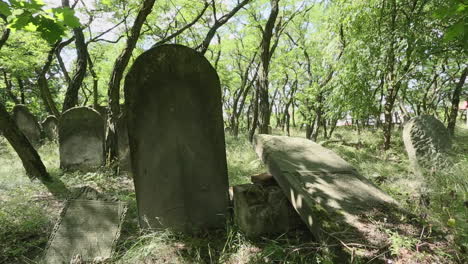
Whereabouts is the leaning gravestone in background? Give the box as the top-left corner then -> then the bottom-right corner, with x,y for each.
12,104 -> 42,145
254,135 -> 420,258
125,44 -> 229,232
43,187 -> 127,264
42,115 -> 58,141
403,115 -> 451,169
59,107 -> 105,171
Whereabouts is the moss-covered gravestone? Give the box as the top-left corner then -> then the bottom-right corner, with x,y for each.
124,44 -> 229,232
12,104 -> 42,145
59,107 -> 105,171
42,115 -> 58,141
403,115 -> 451,170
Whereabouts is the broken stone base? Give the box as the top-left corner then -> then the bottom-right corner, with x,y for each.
233,183 -> 302,237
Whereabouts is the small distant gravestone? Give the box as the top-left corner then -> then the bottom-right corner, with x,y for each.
42,115 -> 58,141
124,44 -> 229,232
403,115 -> 451,169
59,106 -> 105,171
43,187 -> 127,264
117,111 -> 131,172
12,104 -> 42,145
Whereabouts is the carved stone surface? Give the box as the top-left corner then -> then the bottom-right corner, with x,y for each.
59,107 -> 105,171
125,44 -> 229,232
43,189 -> 126,264
253,135 -> 419,258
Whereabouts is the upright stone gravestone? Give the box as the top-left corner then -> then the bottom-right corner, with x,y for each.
42,115 -> 58,141
59,107 -> 105,171
124,44 -> 229,232
403,115 -> 451,169
12,104 -> 42,145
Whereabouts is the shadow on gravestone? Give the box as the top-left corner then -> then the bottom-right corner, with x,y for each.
42,115 -> 58,141
124,44 -> 229,233
12,104 -> 42,146
403,115 -> 451,171
59,106 -> 105,172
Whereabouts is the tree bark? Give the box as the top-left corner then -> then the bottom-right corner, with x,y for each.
62,0 -> 87,112
106,0 -> 156,163
258,0 -> 280,134
197,0 -> 251,54
447,66 -> 468,135
0,102 -> 49,180
37,43 -> 61,117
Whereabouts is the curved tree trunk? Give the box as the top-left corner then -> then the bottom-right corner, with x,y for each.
258,0 -> 280,134
106,0 -> 156,164
0,102 -> 49,180
447,66 -> 468,135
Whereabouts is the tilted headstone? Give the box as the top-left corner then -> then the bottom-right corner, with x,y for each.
253,135 -> 420,258
12,104 -> 42,145
42,115 -> 58,141
124,44 -> 229,232
43,187 -> 127,264
117,111 -> 131,172
403,115 -> 451,169
59,106 -> 105,171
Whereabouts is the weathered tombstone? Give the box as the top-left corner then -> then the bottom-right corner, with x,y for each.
124,44 -> 229,232
253,135 -> 419,259
42,115 -> 58,141
59,107 -> 105,171
43,187 -> 127,263
12,104 -> 42,145
117,111 -> 131,172
403,115 -> 451,170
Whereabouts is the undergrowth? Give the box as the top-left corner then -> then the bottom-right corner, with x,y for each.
0,126 -> 466,263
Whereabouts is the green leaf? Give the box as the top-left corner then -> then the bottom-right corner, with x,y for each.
9,13 -> 31,30
54,7 -> 80,28
0,2 -> 11,16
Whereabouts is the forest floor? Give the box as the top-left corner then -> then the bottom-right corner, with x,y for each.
0,125 -> 467,264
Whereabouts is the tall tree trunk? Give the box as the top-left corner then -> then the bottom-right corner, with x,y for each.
106,0 -> 156,163
447,66 -> 468,135
17,77 -> 25,104
249,83 -> 260,142
62,0 -> 87,112
258,0 -> 280,134
38,43 -> 61,117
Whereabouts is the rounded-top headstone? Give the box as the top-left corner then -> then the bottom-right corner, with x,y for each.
12,104 -> 42,146
59,106 -> 105,171
124,44 -> 229,232
403,115 -> 451,169
42,115 -> 58,141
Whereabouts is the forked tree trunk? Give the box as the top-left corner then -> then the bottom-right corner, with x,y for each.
258,0 -> 280,134
106,0 -> 156,164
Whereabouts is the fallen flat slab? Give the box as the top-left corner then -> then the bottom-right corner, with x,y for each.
43,191 -> 126,263
253,135 -> 419,257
